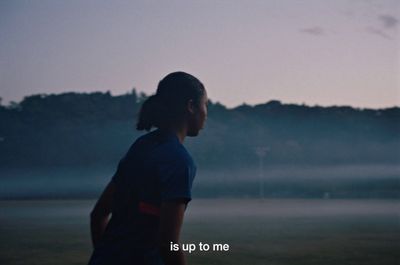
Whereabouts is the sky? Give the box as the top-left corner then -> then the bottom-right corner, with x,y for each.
0,0 -> 399,108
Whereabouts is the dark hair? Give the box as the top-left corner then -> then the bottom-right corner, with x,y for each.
136,71 -> 205,131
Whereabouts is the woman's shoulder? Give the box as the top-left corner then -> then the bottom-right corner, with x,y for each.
160,138 -> 193,164
125,130 -> 195,167
152,132 -> 195,166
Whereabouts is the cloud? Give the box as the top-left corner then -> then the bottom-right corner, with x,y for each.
378,14 -> 398,29
366,27 -> 392,40
300,26 -> 325,36
366,14 -> 398,40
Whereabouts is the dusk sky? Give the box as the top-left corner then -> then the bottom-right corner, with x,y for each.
0,0 -> 399,108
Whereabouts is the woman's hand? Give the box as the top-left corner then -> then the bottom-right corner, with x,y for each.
90,181 -> 115,248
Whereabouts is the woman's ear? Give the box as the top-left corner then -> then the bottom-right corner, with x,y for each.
187,99 -> 195,114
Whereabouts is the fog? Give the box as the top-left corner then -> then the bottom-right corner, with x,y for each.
0,164 -> 398,199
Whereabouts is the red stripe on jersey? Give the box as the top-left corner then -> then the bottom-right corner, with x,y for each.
138,202 -> 160,217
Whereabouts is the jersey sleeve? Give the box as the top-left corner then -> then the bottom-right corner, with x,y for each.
159,159 -> 196,203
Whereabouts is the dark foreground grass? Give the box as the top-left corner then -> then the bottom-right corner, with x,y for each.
0,199 -> 398,265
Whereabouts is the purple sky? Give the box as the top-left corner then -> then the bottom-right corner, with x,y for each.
0,0 -> 399,108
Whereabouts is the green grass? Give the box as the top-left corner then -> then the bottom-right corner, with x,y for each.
0,199 -> 398,265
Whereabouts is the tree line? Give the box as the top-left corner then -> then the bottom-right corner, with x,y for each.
0,90 -> 399,169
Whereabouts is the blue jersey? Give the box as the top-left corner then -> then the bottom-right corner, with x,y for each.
88,129 -> 196,265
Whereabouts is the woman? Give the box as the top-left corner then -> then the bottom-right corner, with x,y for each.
88,72 -> 208,265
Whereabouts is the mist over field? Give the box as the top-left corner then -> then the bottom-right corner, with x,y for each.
0,164 -> 399,199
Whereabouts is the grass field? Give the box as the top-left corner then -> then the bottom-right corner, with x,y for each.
0,199 -> 398,265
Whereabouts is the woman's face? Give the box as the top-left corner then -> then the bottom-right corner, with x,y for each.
187,92 -> 208,137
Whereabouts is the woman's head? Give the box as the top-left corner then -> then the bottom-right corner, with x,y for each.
137,72 -> 207,136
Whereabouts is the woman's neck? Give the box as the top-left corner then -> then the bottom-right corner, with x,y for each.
160,125 -> 187,144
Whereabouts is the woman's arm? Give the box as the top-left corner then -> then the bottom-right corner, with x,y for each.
158,201 -> 188,265
90,181 -> 115,248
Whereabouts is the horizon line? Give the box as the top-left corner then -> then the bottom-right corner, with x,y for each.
1,89 -> 399,111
